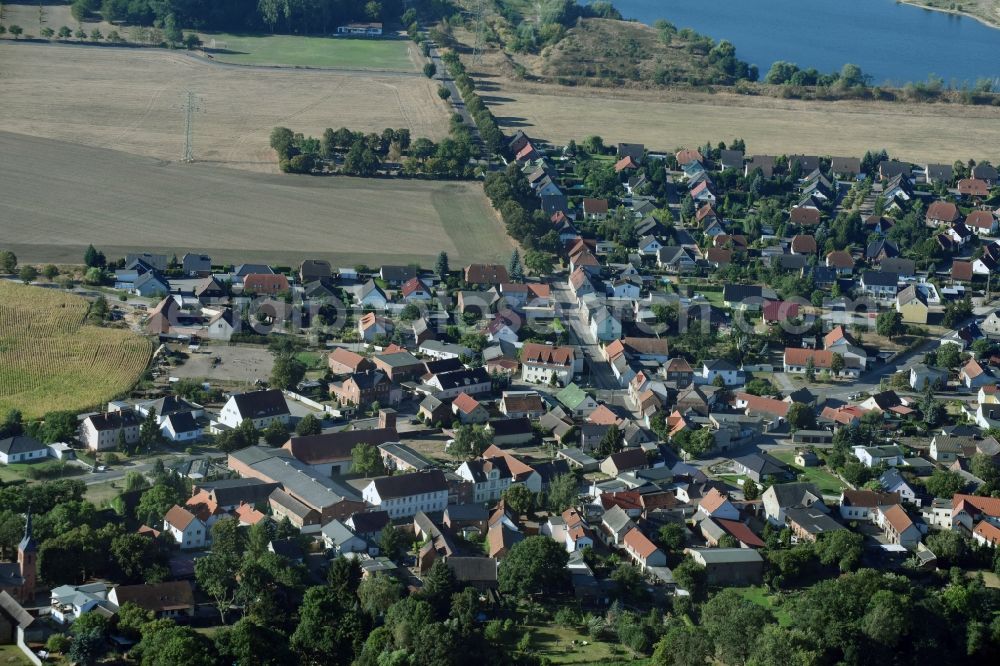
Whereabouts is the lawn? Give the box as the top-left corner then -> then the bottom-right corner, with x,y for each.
736,586 -> 793,626
85,480 -> 123,508
295,351 -> 327,370
770,450 -> 847,495
517,624 -> 645,665
0,645 -> 30,666
203,34 -> 416,71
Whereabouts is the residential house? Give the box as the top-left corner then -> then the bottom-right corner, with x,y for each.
521,343 -> 580,386
80,409 -> 141,452
499,391 -> 545,419
732,451 -> 791,483
622,527 -> 666,570
895,285 -> 929,324
358,313 -> 392,342
299,259 -> 332,283
839,489 -> 902,521
182,253 -> 212,277
400,278 -> 432,302
218,390 -> 289,430
242,273 -> 289,295
452,392 -> 489,425
362,470 -> 449,519
321,520 -> 368,555
373,351 -> 425,383
108,582 -> 194,619
701,359 -> 743,386
930,435 -> 966,462
328,348 -> 374,376
860,271 -> 899,301
785,506 -> 845,541
965,210 -> 998,236
696,488 -> 740,521
581,198 -> 609,220
972,163 -> 999,185
825,250 -> 855,275
656,246 -> 698,273
790,206 -> 821,226
926,163 -> 954,185
424,367 -> 492,399
762,482 -> 826,526
853,444 -> 905,468
330,370 -> 391,408
783,348 -> 861,378
873,504 -> 922,549
163,505 -> 208,550
599,448 -> 648,477
959,178 -> 990,198
355,280 -> 388,310
910,363 -> 948,391
555,383 -> 598,417
455,458 -> 513,503
0,436 -> 49,465
960,358 -> 992,389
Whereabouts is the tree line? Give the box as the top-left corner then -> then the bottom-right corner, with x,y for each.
69,0 -> 404,35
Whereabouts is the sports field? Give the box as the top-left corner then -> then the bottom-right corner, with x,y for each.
479,78 -> 1000,164
202,33 -> 418,70
0,282 -> 152,420
0,131 -> 513,267
0,42 -> 449,173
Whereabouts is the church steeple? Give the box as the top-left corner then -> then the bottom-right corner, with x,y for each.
18,506 -> 36,554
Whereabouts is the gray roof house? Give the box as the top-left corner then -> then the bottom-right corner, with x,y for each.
762,482 -> 825,526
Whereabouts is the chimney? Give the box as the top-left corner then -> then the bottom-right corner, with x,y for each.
378,408 -> 396,430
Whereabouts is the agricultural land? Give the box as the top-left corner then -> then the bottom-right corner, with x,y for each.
0,42 -> 450,173
475,76 -> 1000,163
0,281 -> 152,419
0,131 -> 513,267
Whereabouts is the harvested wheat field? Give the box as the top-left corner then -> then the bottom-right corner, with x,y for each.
0,42 -> 450,172
482,79 -> 1000,164
0,282 -> 153,419
0,131 -> 512,267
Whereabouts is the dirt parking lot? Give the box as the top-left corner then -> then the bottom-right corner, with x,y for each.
169,343 -> 275,385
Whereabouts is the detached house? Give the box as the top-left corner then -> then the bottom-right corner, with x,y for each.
218,390 -> 290,430
163,505 -> 208,550
81,409 -> 141,452
455,457 -> 514,503
926,201 -> 961,226
896,285 -> 929,324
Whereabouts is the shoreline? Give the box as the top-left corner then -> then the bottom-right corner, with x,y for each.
889,0 -> 1000,31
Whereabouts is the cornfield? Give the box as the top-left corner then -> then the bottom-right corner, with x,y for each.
0,282 -> 152,419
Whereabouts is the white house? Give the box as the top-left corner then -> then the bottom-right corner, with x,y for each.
622,527 -> 667,570
852,444 -> 905,468
163,505 -> 208,550
50,583 -> 110,625
321,519 -> 368,555
362,470 -> 449,519
588,306 -> 622,343
80,409 -> 142,452
0,435 -> 51,465
456,458 -> 515,503
161,413 -> 202,443
218,390 -> 290,430
701,360 -> 742,386
520,343 -> 580,386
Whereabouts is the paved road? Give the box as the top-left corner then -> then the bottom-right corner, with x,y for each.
551,282 -> 622,393
424,34 -> 486,159
82,451 -> 207,485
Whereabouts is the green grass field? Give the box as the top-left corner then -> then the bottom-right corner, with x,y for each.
771,450 -> 847,495
203,34 -> 415,70
515,624 -> 644,665
736,587 -> 792,626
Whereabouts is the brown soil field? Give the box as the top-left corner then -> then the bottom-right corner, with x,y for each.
0,41 -> 450,173
0,131 -> 513,267
480,77 -> 1000,163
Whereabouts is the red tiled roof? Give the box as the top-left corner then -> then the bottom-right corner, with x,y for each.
452,392 -> 481,415
952,261 -> 973,281
966,210 -> 996,229
959,178 -> 990,196
521,343 -> 574,367
623,527 -> 659,558
763,300 -> 799,323
881,504 -> 914,533
588,404 -> 620,425
791,235 -> 817,254
243,273 -> 290,293
614,156 -> 639,173
582,197 -> 609,214
826,250 -> 854,268
696,205 -> 717,221
699,488 -> 731,514
974,520 -> 1000,545
790,207 -> 821,225
927,200 -> 960,222
716,518 -> 765,548
676,148 -> 704,165
953,494 -> 1000,518
401,277 -> 428,298
164,505 -> 198,530
706,248 -> 732,265
736,392 -> 790,418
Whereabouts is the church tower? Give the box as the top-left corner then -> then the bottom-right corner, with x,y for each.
17,507 -> 37,601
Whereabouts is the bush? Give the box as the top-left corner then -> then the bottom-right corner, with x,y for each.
554,606 -> 581,628
437,86 -> 452,100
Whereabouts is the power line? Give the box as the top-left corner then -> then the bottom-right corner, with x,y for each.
471,0 -> 487,65
180,90 -> 202,163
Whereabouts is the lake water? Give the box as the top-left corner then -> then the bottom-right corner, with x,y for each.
606,0 -> 1000,85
